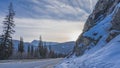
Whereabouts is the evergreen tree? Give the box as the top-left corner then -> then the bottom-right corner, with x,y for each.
43,45 -> 48,58
39,36 -> 43,47
38,36 -> 43,58
38,36 -> 47,58
8,39 -> 13,57
18,37 -> 24,57
27,45 -> 30,55
0,3 -> 15,59
38,45 -> 44,58
30,45 -> 34,57
34,48 -> 39,58
27,45 -> 30,58
48,50 -> 55,58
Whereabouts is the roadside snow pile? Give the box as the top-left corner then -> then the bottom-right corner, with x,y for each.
56,35 -> 120,68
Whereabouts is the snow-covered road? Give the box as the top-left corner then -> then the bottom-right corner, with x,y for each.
0,58 -> 63,68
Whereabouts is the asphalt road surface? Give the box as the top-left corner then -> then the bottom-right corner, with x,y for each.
0,58 -> 63,68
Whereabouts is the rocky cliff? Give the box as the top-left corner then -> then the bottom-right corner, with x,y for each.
74,0 -> 120,56
55,0 -> 120,68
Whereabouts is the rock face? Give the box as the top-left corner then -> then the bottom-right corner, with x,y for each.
74,0 -> 120,56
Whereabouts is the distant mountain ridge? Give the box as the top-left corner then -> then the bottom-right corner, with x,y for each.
31,40 -> 58,46
12,40 -> 75,54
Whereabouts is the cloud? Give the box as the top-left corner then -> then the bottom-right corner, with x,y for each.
0,0 -> 98,22
0,0 -> 98,42
0,17 -> 84,42
15,18 -> 84,42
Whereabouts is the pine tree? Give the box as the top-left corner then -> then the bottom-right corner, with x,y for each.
27,45 -> 30,55
48,50 -> 55,58
38,36 -> 43,58
38,45 -> 44,58
8,39 -> 13,57
27,45 -> 30,58
0,3 -> 15,59
34,48 -> 39,58
30,45 -> 34,57
44,45 -> 48,58
39,36 -> 43,47
18,37 -> 24,57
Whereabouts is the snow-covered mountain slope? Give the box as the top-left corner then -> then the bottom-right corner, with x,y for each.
31,40 -> 58,47
50,41 -> 75,54
12,40 -> 75,54
74,0 -> 120,56
56,35 -> 120,68
55,0 -> 120,68
31,40 -> 75,54
12,40 -> 31,52
0,0 -> 97,21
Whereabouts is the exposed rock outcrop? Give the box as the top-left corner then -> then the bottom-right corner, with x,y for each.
74,0 -> 120,56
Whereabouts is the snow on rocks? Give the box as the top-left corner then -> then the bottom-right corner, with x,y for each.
55,2 -> 120,68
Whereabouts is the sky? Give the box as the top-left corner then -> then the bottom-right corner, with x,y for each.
0,0 -> 97,42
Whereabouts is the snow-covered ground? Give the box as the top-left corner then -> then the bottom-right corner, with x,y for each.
0,58 -> 63,68
56,35 -> 120,68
